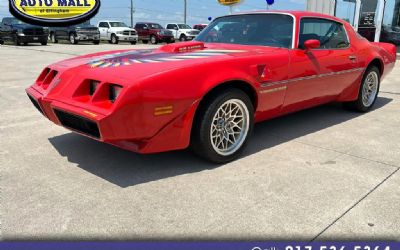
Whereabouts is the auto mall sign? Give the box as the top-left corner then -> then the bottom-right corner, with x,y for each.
217,0 -> 243,6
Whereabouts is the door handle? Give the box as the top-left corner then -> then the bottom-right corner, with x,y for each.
349,55 -> 357,61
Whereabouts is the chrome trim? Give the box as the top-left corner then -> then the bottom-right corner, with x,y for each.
260,86 -> 287,94
261,67 -> 365,88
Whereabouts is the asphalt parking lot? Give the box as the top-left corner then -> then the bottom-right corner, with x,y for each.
0,43 -> 399,240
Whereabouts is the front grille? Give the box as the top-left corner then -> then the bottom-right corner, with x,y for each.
123,30 -> 136,36
54,109 -> 100,139
27,94 -> 44,115
24,28 -> 45,36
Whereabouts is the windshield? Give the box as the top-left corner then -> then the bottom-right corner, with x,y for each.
178,24 -> 191,29
149,23 -> 164,29
110,22 -> 128,28
8,18 -> 26,25
195,14 -> 294,48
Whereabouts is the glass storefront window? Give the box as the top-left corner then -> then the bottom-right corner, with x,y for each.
335,0 -> 357,25
381,0 -> 400,45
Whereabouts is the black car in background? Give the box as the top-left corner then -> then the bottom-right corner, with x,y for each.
0,17 -> 48,46
49,21 -> 100,45
381,25 -> 400,45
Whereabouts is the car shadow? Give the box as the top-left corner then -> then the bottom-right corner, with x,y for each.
49,97 -> 392,188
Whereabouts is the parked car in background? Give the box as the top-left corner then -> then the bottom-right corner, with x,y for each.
134,22 -> 174,44
193,24 -> 207,31
0,17 -> 48,46
49,21 -> 100,45
166,23 -> 200,41
97,21 -> 138,44
381,25 -> 400,45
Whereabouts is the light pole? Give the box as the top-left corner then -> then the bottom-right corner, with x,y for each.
184,0 -> 187,24
130,0 -> 135,27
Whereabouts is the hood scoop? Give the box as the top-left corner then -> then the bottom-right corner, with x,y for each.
158,41 -> 205,53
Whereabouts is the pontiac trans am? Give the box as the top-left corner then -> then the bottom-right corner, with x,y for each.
26,11 -> 397,163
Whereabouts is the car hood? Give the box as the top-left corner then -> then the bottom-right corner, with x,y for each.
109,27 -> 135,31
52,41 -> 281,85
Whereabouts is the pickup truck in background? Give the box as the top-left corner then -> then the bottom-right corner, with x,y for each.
97,21 -> 138,45
134,22 -> 174,44
49,21 -> 100,45
0,17 -> 48,46
166,23 -> 200,42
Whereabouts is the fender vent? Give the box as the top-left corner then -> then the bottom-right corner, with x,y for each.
54,109 -> 100,139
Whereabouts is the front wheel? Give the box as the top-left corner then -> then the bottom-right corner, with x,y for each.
150,35 -> 158,44
179,34 -> 186,42
69,33 -> 78,44
344,66 -> 380,112
93,40 -> 100,45
110,34 -> 118,44
191,89 -> 254,163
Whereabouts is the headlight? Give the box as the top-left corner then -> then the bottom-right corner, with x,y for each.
109,84 -> 123,103
89,80 -> 100,95
17,29 -> 24,35
117,31 -> 123,35
157,31 -> 161,35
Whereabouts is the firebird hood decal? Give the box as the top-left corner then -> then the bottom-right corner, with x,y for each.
87,49 -> 246,68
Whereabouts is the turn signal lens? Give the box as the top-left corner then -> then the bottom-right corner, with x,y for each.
109,85 -> 123,103
89,80 -> 100,95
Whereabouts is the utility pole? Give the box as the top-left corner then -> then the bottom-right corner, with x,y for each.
184,0 -> 187,24
130,0 -> 135,28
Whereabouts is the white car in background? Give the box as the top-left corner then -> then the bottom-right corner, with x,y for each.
166,23 -> 200,42
97,21 -> 138,45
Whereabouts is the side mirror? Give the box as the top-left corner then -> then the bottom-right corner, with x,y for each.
303,39 -> 320,50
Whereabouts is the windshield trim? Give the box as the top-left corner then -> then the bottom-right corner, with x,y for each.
196,12 -> 296,49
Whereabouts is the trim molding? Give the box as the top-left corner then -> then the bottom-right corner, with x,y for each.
261,67 -> 365,88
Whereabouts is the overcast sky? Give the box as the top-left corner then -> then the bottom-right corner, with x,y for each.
0,0 -> 306,26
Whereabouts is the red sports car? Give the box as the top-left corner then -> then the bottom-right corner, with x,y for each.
26,11 -> 397,163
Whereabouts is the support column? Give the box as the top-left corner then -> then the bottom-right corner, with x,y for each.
374,0 -> 386,42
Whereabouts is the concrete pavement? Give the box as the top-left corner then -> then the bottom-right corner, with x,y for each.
0,43 -> 399,240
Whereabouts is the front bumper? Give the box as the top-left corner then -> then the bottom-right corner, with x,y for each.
76,33 -> 100,41
26,85 -> 198,154
17,34 -> 47,43
116,34 -> 138,42
157,35 -> 175,42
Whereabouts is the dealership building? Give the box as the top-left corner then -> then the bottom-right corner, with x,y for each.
306,0 -> 400,45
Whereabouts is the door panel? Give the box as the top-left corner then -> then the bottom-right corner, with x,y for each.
282,17 -> 362,113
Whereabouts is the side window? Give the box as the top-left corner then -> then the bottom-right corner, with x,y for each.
299,18 -> 350,49
99,22 -> 109,28
166,24 -> 173,29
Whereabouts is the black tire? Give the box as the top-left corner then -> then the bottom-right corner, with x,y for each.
23,42 -> 28,46
110,34 -> 118,44
14,36 -> 21,46
150,35 -> 158,44
130,41 -> 137,45
50,33 -> 58,43
344,66 -> 381,113
69,33 -> 78,44
179,34 -> 186,42
93,40 -> 100,45
142,40 -> 149,44
191,88 -> 254,163
41,41 -> 47,46
0,40 -> 4,45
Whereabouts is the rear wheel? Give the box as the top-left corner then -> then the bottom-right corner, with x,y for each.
69,33 -> 78,44
344,66 -> 380,112
191,89 -> 254,163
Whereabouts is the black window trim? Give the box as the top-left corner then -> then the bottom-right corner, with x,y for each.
297,16 -> 351,51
